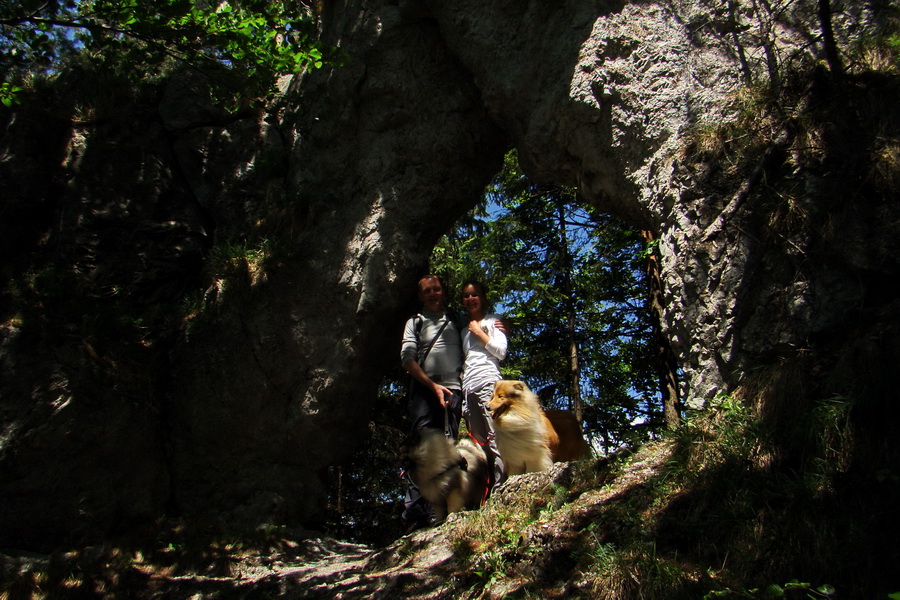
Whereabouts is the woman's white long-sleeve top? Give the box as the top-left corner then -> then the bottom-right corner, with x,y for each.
461,314 -> 507,393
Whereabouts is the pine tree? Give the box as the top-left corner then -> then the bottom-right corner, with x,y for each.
432,151 -> 668,453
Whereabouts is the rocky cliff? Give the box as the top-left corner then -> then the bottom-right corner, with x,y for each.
1,0 -> 897,549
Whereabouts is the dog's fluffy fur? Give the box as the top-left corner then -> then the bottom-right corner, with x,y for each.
489,380 -> 590,475
544,409 -> 592,462
488,380 -> 554,475
402,428 -> 489,522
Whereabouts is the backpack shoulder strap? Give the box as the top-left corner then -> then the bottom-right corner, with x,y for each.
418,313 -> 452,366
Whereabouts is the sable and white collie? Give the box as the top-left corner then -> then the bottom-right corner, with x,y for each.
489,380 -> 590,476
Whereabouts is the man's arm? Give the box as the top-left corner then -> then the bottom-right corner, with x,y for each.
495,317 -> 512,337
403,358 -> 452,407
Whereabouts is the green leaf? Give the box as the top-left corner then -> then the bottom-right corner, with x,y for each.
0,1 -> 335,101
0,83 -> 24,107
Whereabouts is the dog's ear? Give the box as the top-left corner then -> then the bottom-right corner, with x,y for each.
513,381 -> 525,392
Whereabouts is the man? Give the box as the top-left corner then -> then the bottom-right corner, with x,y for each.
401,275 -> 465,436
399,275 -> 464,528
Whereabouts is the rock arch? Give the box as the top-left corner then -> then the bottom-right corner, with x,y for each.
2,0 -> 895,545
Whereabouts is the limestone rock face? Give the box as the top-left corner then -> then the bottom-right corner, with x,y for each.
1,0 -> 896,547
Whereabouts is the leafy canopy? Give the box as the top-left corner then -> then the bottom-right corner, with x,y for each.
0,0 -> 333,106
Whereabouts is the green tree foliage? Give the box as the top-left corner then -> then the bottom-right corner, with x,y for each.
0,0 -> 332,105
432,151 -> 664,453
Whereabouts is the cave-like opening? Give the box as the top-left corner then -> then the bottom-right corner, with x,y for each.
324,150 -> 681,545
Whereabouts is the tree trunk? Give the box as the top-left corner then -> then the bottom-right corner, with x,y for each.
556,195 -> 583,421
641,230 -> 681,429
818,0 -> 844,77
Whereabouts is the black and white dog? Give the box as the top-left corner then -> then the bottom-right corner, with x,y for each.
401,428 -> 489,523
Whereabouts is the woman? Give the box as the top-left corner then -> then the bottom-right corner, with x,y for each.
460,280 -> 507,492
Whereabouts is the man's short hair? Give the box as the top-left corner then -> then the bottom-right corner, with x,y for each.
418,274 -> 444,291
